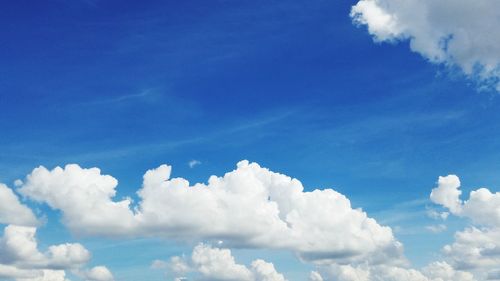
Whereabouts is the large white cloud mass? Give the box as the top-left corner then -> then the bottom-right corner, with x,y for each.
350,0 -> 500,91
157,243 -> 287,281
430,175 -> 500,280
18,161 -> 403,265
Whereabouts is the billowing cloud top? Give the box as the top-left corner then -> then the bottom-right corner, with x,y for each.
351,0 -> 500,91
19,161 -> 403,265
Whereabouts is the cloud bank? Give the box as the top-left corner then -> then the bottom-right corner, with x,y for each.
18,161 -> 403,265
351,0 -> 500,91
5,161 -> 500,280
0,183 -> 113,281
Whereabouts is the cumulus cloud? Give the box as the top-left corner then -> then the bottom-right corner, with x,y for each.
430,175 -> 463,214
18,161 -> 403,265
81,266 -> 115,281
430,175 -> 500,227
430,175 -> 500,280
0,225 -> 90,269
0,183 -> 38,226
0,224 -> 112,281
159,243 -> 287,281
351,0 -> 500,91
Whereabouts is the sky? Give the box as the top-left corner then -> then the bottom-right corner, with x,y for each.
1,1 -> 500,281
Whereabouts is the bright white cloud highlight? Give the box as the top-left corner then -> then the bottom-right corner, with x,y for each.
430,175 -> 500,280
0,183 -> 38,226
18,161 -> 403,265
351,0 -> 500,91
0,224 -> 112,281
159,243 -> 287,281
82,266 -> 115,281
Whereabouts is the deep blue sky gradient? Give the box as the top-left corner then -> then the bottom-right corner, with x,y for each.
1,1 -> 500,280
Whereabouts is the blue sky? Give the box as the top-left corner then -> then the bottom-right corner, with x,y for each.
1,1 -> 500,281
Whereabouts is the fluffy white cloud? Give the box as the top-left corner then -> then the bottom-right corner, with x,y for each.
430,175 -> 500,280
443,227 -> 500,273
250,260 -> 286,281
430,175 -> 462,214
351,0 -> 500,91
81,266 -> 115,281
0,183 -> 38,226
0,224 -> 112,281
0,225 -> 90,269
18,165 -> 136,236
430,175 -> 500,227
19,161 -> 403,265
422,261 -> 475,281
162,243 -> 287,281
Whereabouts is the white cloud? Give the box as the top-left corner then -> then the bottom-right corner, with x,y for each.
165,243 -> 287,281
16,270 -> 70,281
18,161 -> 403,265
309,271 -> 324,281
443,227 -> 500,272
0,224 -> 112,281
81,266 -> 115,281
430,175 -> 462,214
423,261 -> 475,281
18,165 -> 136,236
430,175 -> 500,227
316,262 -> 475,281
351,0 -> 500,91
0,183 -> 38,226
188,160 -> 202,168
430,175 -> 500,280
0,225 -> 91,269
251,259 -> 286,281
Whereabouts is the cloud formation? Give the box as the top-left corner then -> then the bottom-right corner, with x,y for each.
156,243 -> 287,281
18,161 -> 403,265
351,0 -> 500,91
0,223 -> 113,281
313,261 -> 475,281
0,183 -> 38,226
430,175 -> 500,280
